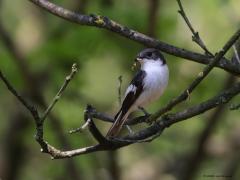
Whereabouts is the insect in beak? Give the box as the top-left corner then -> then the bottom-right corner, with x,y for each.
131,61 -> 137,71
132,57 -> 142,71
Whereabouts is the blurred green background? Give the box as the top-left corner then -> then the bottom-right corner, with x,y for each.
0,0 -> 240,180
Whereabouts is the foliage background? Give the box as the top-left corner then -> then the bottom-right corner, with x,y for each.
0,0 -> 240,179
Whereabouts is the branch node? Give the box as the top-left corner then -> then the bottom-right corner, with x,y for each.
66,76 -> 71,81
91,14 -> 105,25
159,115 -> 171,128
192,35 -> 197,42
198,71 -> 204,78
72,63 -> 78,72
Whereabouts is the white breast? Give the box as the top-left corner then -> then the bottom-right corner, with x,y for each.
134,60 -> 169,109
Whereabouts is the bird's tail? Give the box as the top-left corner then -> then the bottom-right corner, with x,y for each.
106,110 -> 129,137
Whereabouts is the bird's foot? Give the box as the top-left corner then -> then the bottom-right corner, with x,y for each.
145,117 -> 156,125
126,125 -> 134,134
138,106 -> 150,116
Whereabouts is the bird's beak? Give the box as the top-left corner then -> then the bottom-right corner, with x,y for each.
135,57 -> 143,62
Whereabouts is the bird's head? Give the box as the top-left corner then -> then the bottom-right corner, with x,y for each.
135,48 -> 166,66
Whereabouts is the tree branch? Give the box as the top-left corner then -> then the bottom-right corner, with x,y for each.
1,65 -> 240,158
148,27 -> 240,122
28,0 -> 240,75
0,15 -> 83,178
87,106 -> 150,125
124,81 -> 240,142
0,65 -> 81,158
53,25 -> 240,150
0,0 -> 239,159
180,75 -> 235,180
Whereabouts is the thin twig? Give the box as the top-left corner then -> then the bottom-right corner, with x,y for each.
41,63 -> 78,122
69,119 -> 91,134
118,75 -> 122,104
176,0 -> 213,56
89,107 -> 149,125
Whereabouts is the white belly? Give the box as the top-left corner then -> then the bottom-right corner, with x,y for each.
133,64 -> 169,110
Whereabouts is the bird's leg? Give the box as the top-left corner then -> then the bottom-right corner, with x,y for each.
138,106 -> 153,125
125,125 -> 134,134
138,106 -> 150,116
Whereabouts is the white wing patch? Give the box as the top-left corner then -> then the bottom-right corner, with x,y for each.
125,84 -> 137,96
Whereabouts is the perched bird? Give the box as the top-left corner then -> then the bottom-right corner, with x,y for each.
106,48 -> 169,137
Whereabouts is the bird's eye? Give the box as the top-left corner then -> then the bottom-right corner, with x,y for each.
146,52 -> 152,57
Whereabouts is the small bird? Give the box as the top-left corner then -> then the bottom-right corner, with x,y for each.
106,48 -> 169,137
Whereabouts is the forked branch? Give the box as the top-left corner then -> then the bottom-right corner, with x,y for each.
176,0 -> 213,56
